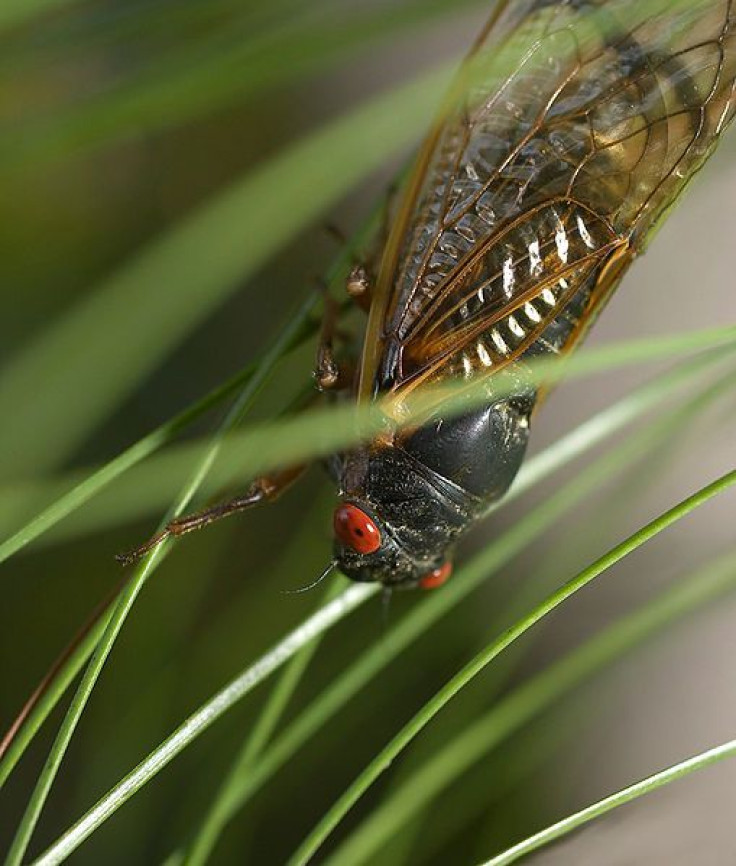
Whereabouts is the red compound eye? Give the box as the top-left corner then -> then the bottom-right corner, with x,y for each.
419,561 -> 453,590
333,504 -> 381,555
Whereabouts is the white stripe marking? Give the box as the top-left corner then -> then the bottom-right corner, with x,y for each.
555,224 -> 569,263
525,301 -> 542,324
477,342 -> 493,367
491,329 -> 510,354
508,315 -> 525,338
541,288 -> 556,306
577,214 -> 595,249
528,240 -> 543,276
503,255 -> 515,298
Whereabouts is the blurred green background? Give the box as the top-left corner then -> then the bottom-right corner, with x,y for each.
1,1 -> 735,864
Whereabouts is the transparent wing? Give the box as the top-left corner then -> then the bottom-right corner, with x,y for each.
359,0 -> 736,407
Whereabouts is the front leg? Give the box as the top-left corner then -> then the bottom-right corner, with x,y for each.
116,466 -> 306,565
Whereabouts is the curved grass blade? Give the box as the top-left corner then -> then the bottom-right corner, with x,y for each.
325,549 -> 736,866
182,576 -> 344,866
29,581 -> 377,866
70,325 -> 731,494
31,370 -> 735,865
2,288 -> 332,866
286,469 -> 736,866
0,343 -> 728,554
0,62 -> 450,480
482,734 -> 736,865
166,366 -> 735,858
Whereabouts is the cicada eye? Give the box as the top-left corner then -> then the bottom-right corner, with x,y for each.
419,561 -> 453,590
333,503 -> 381,555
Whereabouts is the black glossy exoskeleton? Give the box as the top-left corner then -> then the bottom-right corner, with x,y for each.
330,394 -> 534,588
121,0 -> 736,590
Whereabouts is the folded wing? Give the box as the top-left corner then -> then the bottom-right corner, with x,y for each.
360,0 -> 736,406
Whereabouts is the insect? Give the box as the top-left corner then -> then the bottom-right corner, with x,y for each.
121,0 -> 736,590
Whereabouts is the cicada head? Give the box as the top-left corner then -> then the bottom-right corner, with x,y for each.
330,441 -> 471,590
332,399 -> 532,589
331,479 -> 459,592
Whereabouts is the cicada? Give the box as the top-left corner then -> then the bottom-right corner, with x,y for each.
121,0 -> 736,590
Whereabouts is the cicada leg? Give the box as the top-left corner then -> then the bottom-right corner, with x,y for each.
116,465 -> 306,565
342,179 -> 400,312
344,263 -> 372,311
314,283 -> 362,391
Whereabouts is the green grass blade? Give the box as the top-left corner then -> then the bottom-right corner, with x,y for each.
286,469 -> 736,865
2,291 -> 326,866
75,326 -> 731,493
498,346 -> 733,508
31,581 -> 376,866
182,578 -> 343,866
1,343 -> 727,555
0,62 -> 449,479
35,361 -> 733,865
482,733 -> 736,865
326,550 -> 736,866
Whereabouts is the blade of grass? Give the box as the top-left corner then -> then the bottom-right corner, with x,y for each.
325,549 -> 736,866
286,468 -> 736,866
170,368 -> 732,855
34,363 -> 734,865
1,344 -> 728,555
1,349 -> 731,797
0,61 -> 451,479
2,287 -> 331,866
501,346 -> 734,506
482,734 -> 736,865
182,577 -> 344,866
0,193 -> 382,566
68,325 -> 731,495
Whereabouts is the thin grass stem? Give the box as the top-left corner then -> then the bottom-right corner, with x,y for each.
482,732 -> 736,865
286,469 -> 736,865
